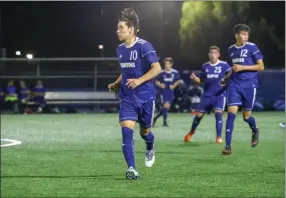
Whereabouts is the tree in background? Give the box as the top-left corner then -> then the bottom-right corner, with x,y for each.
179,1 -> 285,67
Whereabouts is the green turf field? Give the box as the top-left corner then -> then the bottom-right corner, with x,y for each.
1,112 -> 285,197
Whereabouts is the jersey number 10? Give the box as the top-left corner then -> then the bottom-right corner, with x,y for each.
130,50 -> 138,60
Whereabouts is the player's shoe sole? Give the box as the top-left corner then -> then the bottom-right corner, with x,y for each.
145,150 -> 155,168
216,137 -> 223,144
251,131 -> 259,147
184,133 -> 193,142
125,167 -> 140,180
221,147 -> 232,155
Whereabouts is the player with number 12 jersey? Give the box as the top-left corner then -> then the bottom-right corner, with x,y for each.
221,24 -> 264,155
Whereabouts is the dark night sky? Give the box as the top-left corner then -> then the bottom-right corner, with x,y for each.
1,1 -> 285,69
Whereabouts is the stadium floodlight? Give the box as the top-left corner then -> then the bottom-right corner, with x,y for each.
15,51 -> 21,56
98,45 -> 104,50
26,53 -> 33,59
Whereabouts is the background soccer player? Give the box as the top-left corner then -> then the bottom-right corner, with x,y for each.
221,24 -> 264,155
33,80 -> 46,113
108,8 -> 161,180
153,57 -> 183,127
184,46 -> 230,144
18,80 -> 31,114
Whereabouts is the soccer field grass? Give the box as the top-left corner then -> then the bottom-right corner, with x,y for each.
1,112 -> 285,197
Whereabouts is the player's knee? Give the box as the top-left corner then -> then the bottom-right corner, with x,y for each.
243,112 -> 251,120
228,106 -> 238,114
215,110 -> 223,114
120,120 -> 136,130
163,103 -> 170,109
140,127 -> 151,135
196,112 -> 204,119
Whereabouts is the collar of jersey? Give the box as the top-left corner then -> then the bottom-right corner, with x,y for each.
234,43 -> 246,49
209,60 -> 220,66
125,37 -> 139,48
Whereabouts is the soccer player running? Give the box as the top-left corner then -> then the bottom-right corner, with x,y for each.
108,8 -> 162,180
153,57 -> 183,127
221,24 -> 264,155
184,46 -> 231,143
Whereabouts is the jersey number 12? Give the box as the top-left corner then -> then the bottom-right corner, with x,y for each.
130,50 -> 138,60
240,49 -> 248,57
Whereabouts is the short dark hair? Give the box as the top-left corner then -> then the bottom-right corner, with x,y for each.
118,8 -> 140,34
209,46 -> 220,52
234,24 -> 251,34
163,57 -> 173,65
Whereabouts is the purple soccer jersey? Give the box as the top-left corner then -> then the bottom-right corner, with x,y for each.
197,60 -> 230,113
228,42 -> 263,89
116,37 -> 159,127
157,69 -> 181,103
227,42 -> 264,110
199,60 -> 231,97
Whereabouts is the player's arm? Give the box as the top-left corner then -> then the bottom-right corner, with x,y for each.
171,80 -> 182,89
155,79 -> 165,89
220,69 -> 232,86
126,42 -> 162,89
138,62 -> 162,84
190,73 -> 202,84
233,45 -> 264,72
114,74 -> 122,84
108,74 -> 122,92
171,72 -> 184,89
235,59 -> 264,71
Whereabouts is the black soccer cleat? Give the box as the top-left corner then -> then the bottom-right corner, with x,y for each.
221,146 -> 232,155
251,129 -> 259,147
163,122 -> 169,127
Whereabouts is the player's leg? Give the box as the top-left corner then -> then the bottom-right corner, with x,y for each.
138,100 -> 156,167
214,96 -> 227,144
162,102 -> 171,126
222,87 -> 241,155
152,94 -> 164,126
119,101 -> 140,179
242,88 -> 259,147
184,97 -> 210,142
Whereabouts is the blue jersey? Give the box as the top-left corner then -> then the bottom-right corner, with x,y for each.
157,69 -> 181,92
7,86 -> 16,94
199,60 -> 231,96
116,37 -> 159,103
228,42 -> 263,88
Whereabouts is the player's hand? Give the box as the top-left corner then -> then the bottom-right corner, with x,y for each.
190,72 -> 197,80
108,82 -> 120,93
170,85 -> 175,90
126,78 -> 142,89
232,64 -> 244,72
219,78 -> 227,87
160,83 -> 166,89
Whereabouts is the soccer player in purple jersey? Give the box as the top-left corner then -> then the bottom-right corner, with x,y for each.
220,24 -> 264,155
153,57 -> 183,127
184,46 -> 231,144
108,8 -> 162,180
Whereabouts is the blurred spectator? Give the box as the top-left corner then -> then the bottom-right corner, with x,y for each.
188,84 -> 204,113
4,80 -> 19,113
19,80 -> 31,114
33,80 -> 46,113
